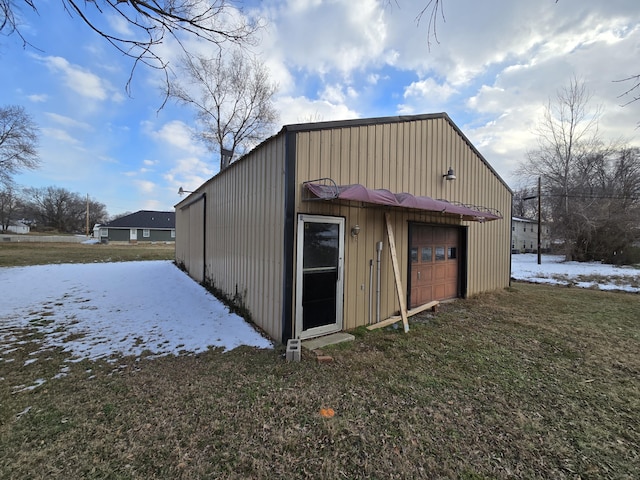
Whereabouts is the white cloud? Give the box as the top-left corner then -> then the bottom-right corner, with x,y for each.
144,120 -> 206,155
106,12 -> 134,37
275,96 -> 359,125
41,127 -> 82,146
44,112 -> 93,131
40,55 -> 122,103
135,179 -> 156,195
267,0 -> 388,76
28,94 -> 48,103
163,156 -> 215,193
398,78 -> 458,114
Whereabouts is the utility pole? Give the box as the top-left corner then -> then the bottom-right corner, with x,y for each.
537,177 -> 541,265
523,176 -> 542,265
86,194 -> 89,237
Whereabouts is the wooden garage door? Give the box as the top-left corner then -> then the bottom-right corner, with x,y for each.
409,225 -> 459,308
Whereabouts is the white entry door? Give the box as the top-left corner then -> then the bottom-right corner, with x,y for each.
130,228 -> 137,241
295,215 -> 345,339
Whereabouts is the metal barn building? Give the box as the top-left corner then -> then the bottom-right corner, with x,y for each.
175,114 -> 512,344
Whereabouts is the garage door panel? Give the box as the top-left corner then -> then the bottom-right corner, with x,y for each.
433,284 -> 446,299
409,225 -> 460,308
433,264 -> 447,281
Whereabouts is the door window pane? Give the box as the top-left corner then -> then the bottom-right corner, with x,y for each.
448,247 -> 457,259
410,247 -> 418,263
435,246 -> 445,261
303,223 -> 339,269
422,247 -> 432,262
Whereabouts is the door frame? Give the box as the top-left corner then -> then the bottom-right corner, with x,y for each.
295,214 -> 345,339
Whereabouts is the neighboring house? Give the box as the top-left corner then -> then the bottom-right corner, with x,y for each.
99,211 -> 175,243
511,216 -> 550,253
176,113 -> 512,344
6,221 -> 30,234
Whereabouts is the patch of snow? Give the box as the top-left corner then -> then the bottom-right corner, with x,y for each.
15,406 -> 32,419
52,365 -> 70,380
511,254 -> 640,293
13,378 -> 46,393
0,261 -> 272,363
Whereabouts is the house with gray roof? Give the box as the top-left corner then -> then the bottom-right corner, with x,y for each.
97,210 -> 175,243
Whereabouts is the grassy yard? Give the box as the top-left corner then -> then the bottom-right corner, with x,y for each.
1,269 -> 638,479
0,241 -> 175,267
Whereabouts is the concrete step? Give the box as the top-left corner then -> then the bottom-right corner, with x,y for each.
302,332 -> 355,351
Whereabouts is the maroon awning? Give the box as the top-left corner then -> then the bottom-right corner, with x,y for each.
303,181 -> 502,222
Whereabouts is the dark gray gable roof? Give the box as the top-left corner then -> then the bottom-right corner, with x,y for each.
106,210 -> 175,229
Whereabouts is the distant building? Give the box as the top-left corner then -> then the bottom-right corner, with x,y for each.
98,210 -> 175,243
511,216 -> 550,253
6,221 -> 30,234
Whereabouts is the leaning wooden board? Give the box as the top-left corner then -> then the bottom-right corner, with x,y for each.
384,212 -> 409,333
367,300 -> 439,331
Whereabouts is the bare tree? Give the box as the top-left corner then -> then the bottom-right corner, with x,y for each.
1,0 -> 260,95
0,105 -> 39,188
512,186 -> 538,219
518,79 -> 607,260
170,49 -> 278,171
22,186 -> 107,233
0,184 -> 19,231
517,79 -> 640,263
567,148 -> 640,263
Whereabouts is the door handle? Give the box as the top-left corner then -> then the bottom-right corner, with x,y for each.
418,271 -> 421,280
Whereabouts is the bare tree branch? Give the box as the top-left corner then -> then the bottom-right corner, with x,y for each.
414,0 -> 444,49
614,74 -> 640,108
1,0 -> 262,98
0,105 -> 40,188
169,49 -> 278,171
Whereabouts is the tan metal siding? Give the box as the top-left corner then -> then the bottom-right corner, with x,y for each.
199,136 -> 287,341
293,116 -> 511,330
175,205 -> 188,268
188,200 -> 205,283
175,197 -> 205,283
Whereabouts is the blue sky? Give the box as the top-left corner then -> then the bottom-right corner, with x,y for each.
1,0 -> 639,216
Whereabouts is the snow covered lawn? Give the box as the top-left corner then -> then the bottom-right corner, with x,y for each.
0,261 -> 272,365
511,253 -> 640,293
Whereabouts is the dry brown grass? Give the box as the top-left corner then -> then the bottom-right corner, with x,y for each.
1,281 -> 639,479
0,241 -> 175,267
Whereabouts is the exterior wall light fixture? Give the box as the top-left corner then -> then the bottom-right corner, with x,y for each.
178,187 -> 194,196
443,167 -> 456,181
351,225 -> 361,237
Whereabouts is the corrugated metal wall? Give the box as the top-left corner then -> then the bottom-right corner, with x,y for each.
293,116 -> 512,330
197,135 -> 287,341
175,196 -> 205,283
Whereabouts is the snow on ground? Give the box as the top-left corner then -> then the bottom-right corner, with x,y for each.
0,261 -> 272,365
511,254 -> 640,293
1,255 -> 637,371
